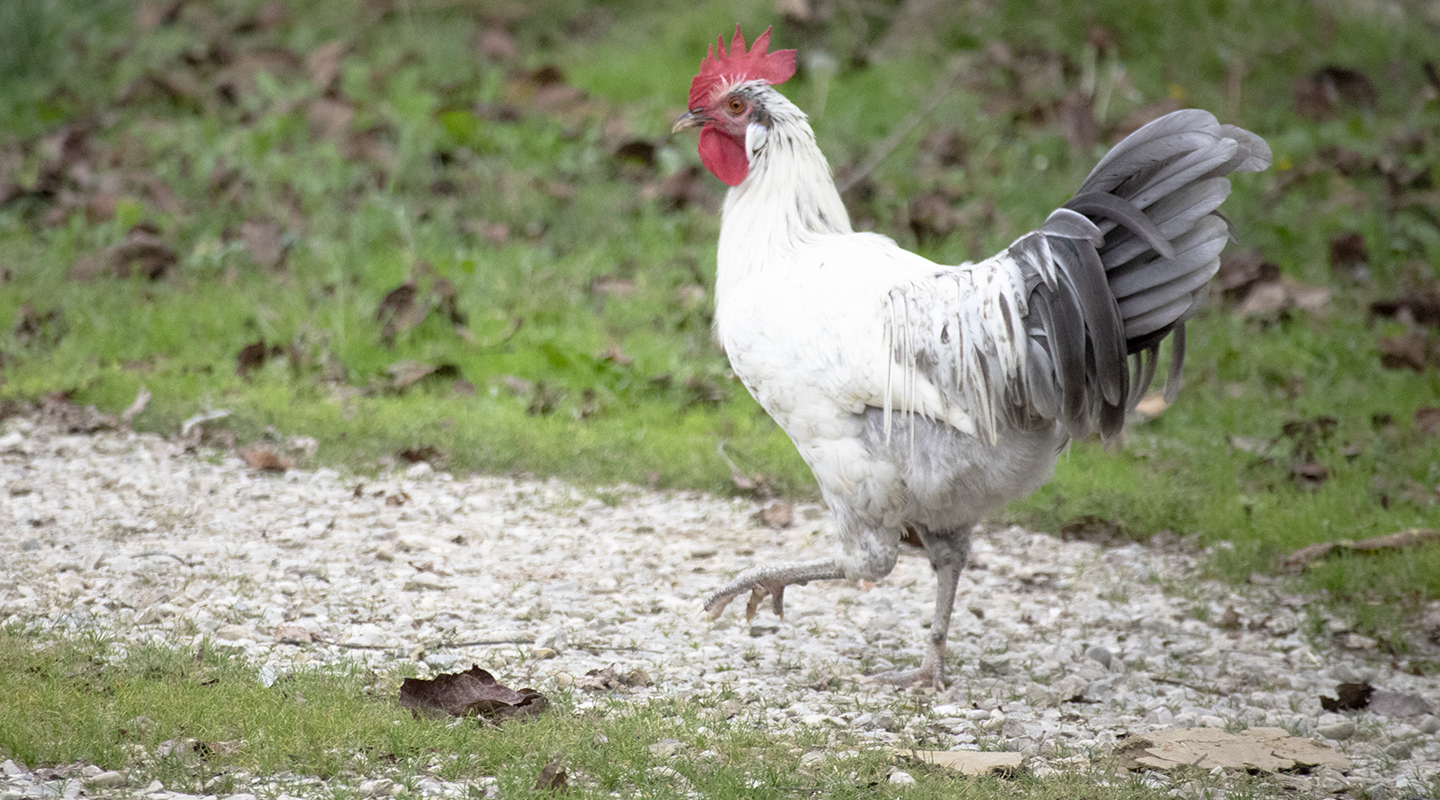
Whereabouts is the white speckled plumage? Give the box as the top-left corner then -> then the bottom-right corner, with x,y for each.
687,68 -> 1268,688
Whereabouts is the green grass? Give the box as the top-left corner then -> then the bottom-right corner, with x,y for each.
0,624 -> 1210,800
1,0 -> 1439,636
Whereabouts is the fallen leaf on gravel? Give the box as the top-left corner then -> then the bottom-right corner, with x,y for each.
240,446 -> 292,472
534,760 -> 568,791
275,625 -> 315,642
753,500 -> 793,529
398,665 -> 546,720
397,445 -> 442,465
1279,528 -> 1440,573
1114,727 -> 1351,772
1320,682 -> 1373,711
897,749 -> 1022,776
1059,515 -> 1128,546
577,665 -> 623,692
38,393 -> 120,433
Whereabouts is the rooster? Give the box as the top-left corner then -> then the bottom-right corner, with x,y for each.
673,27 -> 1270,688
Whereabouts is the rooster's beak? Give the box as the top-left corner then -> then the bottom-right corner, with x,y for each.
672,110 -> 709,134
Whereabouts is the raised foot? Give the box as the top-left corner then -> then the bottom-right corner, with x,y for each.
703,578 -> 790,621
702,559 -> 846,622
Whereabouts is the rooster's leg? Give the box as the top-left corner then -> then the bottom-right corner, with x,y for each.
703,559 -> 846,620
865,529 -> 970,690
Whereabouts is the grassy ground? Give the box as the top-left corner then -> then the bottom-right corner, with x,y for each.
0,622 -> 1278,799
1,0 -> 1439,679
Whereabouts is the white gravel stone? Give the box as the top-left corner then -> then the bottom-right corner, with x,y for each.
888,769 -> 916,786
1,412 -> 1439,796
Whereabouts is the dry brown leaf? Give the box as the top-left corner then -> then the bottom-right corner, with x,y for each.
307,97 -> 355,141
642,165 -> 716,212
306,40 -> 346,94
899,749 -> 1023,776
1415,407 -> 1440,437
240,445 -> 292,472
1133,391 -> 1170,420
1320,682 -> 1373,712
236,339 -> 284,378
1378,332 -> 1439,372
1294,66 -> 1378,121
136,0 -> 186,31
11,304 -> 66,346
240,218 -> 286,269
398,665 -> 547,720
474,28 -> 519,62
397,445 -> 442,464
1215,249 -> 1279,303
1115,727 -> 1351,773
501,375 -> 534,396
1238,277 -> 1330,317
1279,528 -> 1440,573
386,360 -> 459,392
577,665 -> 624,692
599,341 -> 634,366
753,501 -> 793,529
255,1 -> 289,31
534,760 -> 568,791
376,282 -> 422,342
590,274 -> 635,298
1371,291 -> 1440,329
1328,231 -> 1369,282
108,223 -> 178,280
467,220 -> 511,245
275,624 -> 315,642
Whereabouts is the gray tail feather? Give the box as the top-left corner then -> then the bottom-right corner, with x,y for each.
1008,109 -> 1270,440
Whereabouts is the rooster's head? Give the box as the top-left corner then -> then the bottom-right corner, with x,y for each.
673,25 -> 796,186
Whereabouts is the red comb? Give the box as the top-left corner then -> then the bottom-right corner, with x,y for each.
687,25 -> 797,109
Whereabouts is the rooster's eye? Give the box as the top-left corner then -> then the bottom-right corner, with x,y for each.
727,97 -> 745,115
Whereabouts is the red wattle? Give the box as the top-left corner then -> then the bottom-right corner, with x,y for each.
698,125 -> 749,186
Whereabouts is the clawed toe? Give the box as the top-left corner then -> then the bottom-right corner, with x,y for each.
862,665 -> 944,690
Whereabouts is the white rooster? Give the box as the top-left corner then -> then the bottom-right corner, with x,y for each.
673,27 -> 1270,688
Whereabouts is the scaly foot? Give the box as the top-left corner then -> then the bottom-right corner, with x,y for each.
703,559 -> 846,621
862,640 -> 946,690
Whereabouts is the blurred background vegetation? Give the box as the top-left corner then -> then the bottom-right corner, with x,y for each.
1,0 -> 1438,641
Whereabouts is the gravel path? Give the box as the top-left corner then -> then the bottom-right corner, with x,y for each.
2,412 -> 1438,799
